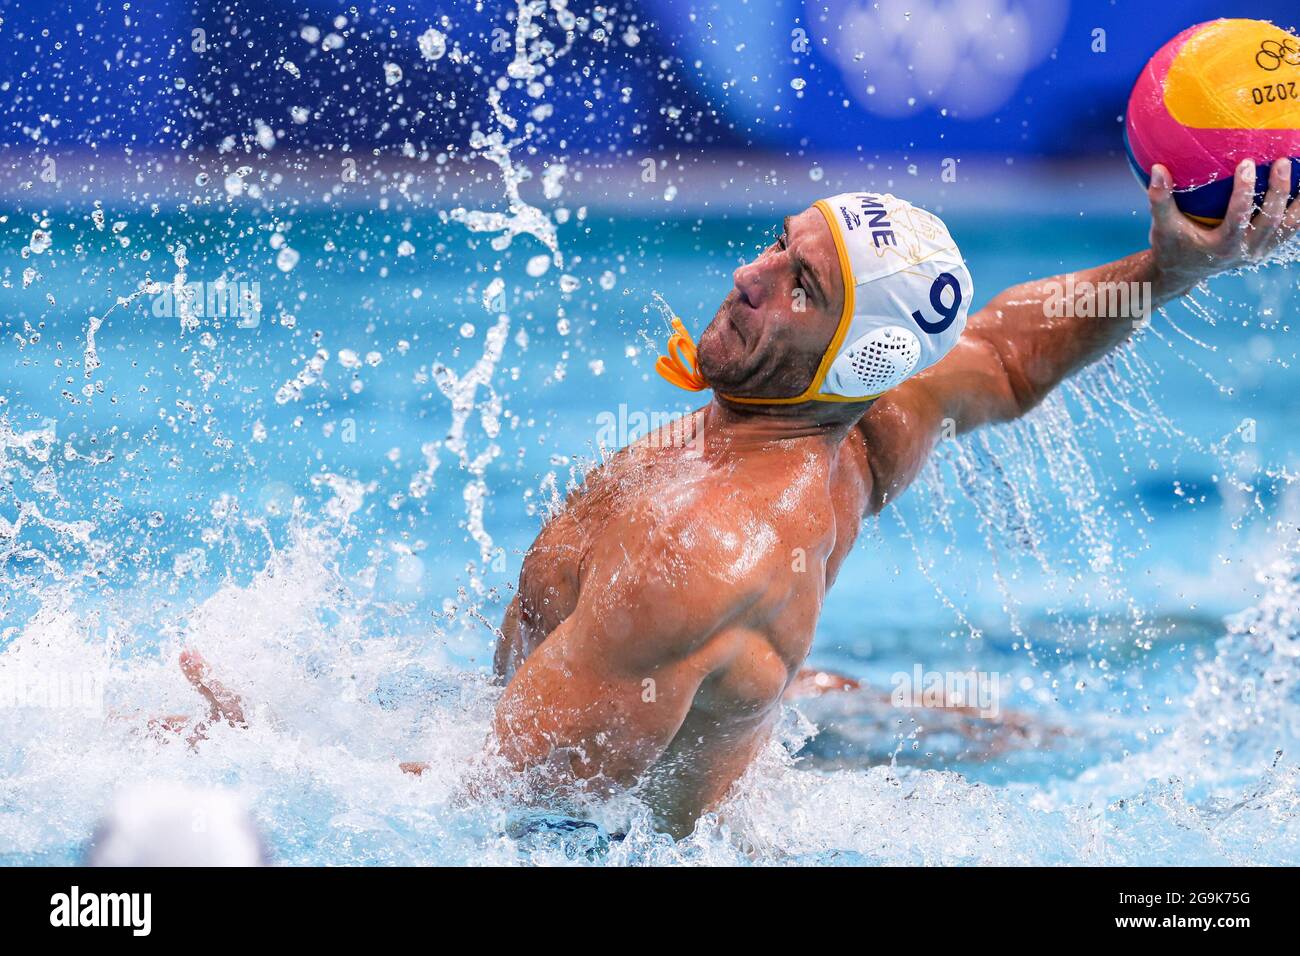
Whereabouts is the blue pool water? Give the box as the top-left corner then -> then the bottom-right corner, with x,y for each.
3,195 -> 1300,865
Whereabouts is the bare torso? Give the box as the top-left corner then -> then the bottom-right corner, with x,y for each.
483,164 -> 1279,836
162,164 -> 1275,839
493,408 -> 874,833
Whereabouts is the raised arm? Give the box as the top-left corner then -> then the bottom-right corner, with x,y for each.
859,158 -> 1299,510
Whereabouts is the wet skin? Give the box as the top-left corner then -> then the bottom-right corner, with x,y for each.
174,161 -> 1299,838
487,160 -> 1300,836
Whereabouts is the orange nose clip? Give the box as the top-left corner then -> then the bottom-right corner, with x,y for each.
655,317 -> 707,392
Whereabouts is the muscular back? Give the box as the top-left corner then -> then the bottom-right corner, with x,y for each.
490,408 -> 874,833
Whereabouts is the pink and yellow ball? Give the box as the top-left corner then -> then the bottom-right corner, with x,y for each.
1126,18 -> 1300,224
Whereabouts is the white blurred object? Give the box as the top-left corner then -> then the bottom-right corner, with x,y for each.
86,782 -> 266,867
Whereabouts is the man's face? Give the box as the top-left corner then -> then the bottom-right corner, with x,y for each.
696,205 -> 846,400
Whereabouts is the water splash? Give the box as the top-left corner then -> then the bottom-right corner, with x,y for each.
446,0 -> 577,268
427,314 -> 510,592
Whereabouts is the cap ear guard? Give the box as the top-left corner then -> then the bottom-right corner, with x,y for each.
825,325 -> 921,397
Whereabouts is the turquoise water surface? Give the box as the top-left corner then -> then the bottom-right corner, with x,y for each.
3,198 -> 1300,865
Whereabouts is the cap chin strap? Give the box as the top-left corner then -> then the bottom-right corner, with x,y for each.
654,200 -> 880,405
654,316 -> 707,392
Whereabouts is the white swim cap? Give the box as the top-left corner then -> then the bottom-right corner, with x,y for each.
729,191 -> 974,404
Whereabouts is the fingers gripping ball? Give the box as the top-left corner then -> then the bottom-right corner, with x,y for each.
1125,18 -> 1300,224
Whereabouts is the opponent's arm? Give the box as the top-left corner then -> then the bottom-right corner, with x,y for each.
860,159 -> 1299,510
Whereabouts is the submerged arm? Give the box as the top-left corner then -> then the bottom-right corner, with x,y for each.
484,521 -> 752,793
489,608 -> 703,787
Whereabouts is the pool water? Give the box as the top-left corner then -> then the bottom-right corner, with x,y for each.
3,199 -> 1300,865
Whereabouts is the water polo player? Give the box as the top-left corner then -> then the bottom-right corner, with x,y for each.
177,167 -> 1297,837
479,167 -> 1298,834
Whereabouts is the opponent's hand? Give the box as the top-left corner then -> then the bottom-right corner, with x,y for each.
143,650 -> 249,747
1148,158 -> 1298,297
179,648 -> 247,729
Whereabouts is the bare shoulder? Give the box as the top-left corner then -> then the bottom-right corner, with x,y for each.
589,486 -> 786,594
857,379 -> 940,449
850,370 -> 954,514
574,485 -> 789,660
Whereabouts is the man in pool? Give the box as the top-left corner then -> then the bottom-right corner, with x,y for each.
182,160 -> 1298,838
484,159 -> 1298,836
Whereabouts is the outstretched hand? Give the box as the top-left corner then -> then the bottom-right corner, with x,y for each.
179,649 -> 247,728
147,649 -> 248,746
1148,158 -> 1298,298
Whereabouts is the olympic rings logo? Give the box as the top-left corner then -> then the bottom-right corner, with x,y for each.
1257,37 -> 1300,71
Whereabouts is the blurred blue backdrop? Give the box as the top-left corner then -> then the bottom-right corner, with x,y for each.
2,1 -> 1293,156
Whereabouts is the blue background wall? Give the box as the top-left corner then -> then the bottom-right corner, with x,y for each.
2,1 -> 1293,156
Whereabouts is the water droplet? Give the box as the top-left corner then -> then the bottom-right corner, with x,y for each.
418,28 -> 447,62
